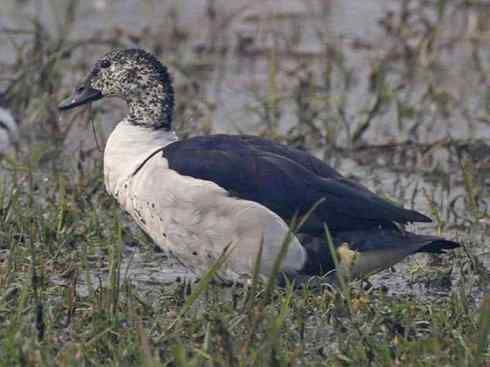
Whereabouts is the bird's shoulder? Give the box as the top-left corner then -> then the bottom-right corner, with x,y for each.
162,133 -> 340,178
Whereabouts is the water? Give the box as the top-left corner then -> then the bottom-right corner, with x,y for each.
2,0 -> 489,135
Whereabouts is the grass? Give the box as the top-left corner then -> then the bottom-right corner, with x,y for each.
0,0 -> 489,365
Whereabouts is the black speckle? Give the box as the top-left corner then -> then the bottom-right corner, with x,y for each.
100,59 -> 111,68
192,251 -> 198,256
151,203 -> 155,208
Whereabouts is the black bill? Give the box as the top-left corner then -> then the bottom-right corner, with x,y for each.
58,85 -> 103,111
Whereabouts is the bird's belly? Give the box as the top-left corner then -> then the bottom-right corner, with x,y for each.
107,155 -> 307,282
116,177 -> 235,279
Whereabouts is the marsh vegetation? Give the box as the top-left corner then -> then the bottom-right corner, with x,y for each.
0,0 -> 489,365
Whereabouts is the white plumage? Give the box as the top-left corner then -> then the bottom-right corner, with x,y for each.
0,106 -> 18,154
104,119 -> 307,281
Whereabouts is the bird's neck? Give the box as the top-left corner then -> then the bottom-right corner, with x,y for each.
104,119 -> 178,196
125,79 -> 174,130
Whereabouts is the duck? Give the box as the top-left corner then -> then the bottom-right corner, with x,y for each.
0,92 -> 19,154
58,48 -> 458,284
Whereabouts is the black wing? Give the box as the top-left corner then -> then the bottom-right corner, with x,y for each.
162,134 -> 430,234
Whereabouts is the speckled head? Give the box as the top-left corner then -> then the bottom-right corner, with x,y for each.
59,48 -> 174,130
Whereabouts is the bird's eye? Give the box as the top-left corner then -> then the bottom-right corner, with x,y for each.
100,60 -> 111,69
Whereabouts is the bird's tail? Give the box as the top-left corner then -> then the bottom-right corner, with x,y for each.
299,229 -> 459,278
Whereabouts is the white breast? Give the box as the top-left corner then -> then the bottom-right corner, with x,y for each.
104,120 -> 307,282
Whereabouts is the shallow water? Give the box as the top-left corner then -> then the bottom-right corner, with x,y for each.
4,0 -> 488,133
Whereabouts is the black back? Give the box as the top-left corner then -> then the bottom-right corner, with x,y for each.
162,134 -> 431,235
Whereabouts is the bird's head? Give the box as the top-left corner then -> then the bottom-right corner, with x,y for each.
59,48 -> 174,129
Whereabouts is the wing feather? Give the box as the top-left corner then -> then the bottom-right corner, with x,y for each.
162,135 -> 430,234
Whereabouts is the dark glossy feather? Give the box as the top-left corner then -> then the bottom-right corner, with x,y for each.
162,134 -> 431,234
